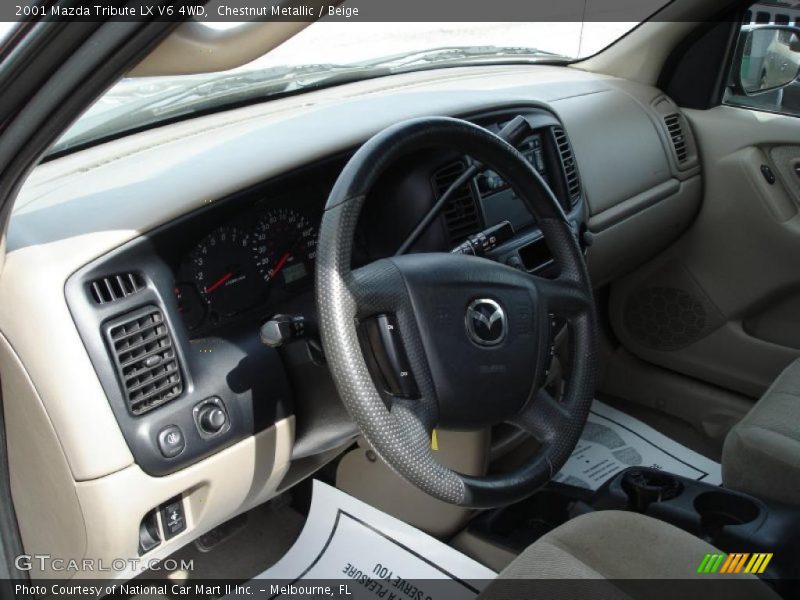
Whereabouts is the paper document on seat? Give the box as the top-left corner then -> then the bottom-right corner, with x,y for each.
238,480 -> 495,599
554,400 -> 722,490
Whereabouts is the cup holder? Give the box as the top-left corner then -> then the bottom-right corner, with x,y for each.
694,491 -> 760,534
621,468 -> 683,512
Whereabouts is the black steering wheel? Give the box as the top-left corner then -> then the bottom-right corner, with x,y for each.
316,117 -> 598,508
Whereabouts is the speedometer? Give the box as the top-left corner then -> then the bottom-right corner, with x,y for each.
251,208 -> 318,288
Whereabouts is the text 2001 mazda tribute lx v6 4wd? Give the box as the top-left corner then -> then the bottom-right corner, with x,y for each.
0,1 -> 799,599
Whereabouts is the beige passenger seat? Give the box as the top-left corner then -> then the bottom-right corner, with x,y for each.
722,358 -> 800,505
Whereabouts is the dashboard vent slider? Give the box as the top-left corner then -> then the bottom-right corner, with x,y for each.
434,160 -> 482,243
664,114 -> 688,163
552,127 -> 581,206
105,306 -> 183,415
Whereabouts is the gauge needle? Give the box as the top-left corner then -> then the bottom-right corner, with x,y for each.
205,272 -> 233,294
271,252 -> 292,278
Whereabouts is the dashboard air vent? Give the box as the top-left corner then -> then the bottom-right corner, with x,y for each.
664,114 -> 688,163
105,306 -> 183,415
552,127 -> 581,206
433,160 -> 482,243
89,273 -> 145,304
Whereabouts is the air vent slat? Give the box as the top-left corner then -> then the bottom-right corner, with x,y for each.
129,377 -> 182,406
126,363 -> 180,394
664,114 -> 689,164
113,321 -> 164,348
552,127 -> 581,207
432,160 -> 482,243
89,272 -> 145,304
118,341 -> 173,371
123,358 -> 178,386
115,332 -> 167,358
105,306 -> 182,415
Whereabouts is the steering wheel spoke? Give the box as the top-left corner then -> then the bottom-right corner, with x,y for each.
512,388 -> 570,442
532,274 -> 592,320
349,260 -> 409,317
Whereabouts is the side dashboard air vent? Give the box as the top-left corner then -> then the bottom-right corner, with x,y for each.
89,273 -> 145,304
552,127 -> 581,206
105,306 -> 183,415
433,160 -> 482,243
664,114 -> 688,164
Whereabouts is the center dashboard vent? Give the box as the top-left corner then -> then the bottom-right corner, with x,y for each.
552,127 -> 581,207
89,272 -> 145,304
433,160 -> 482,243
664,114 -> 688,164
104,306 -> 183,415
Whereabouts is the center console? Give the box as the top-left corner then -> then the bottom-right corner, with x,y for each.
469,468 -> 800,597
594,468 -> 800,583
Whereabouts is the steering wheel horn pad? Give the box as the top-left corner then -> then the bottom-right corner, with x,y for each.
361,252 -> 550,430
316,116 -> 598,507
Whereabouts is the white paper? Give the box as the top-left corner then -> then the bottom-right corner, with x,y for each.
554,400 -> 722,490
238,480 -> 495,600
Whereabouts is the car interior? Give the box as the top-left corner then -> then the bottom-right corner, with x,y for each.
2,0 -> 800,598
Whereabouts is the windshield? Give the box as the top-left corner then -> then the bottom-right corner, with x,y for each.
52,20 -> 654,155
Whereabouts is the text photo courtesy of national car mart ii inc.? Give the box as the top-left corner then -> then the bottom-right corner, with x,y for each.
14,582 -> 360,598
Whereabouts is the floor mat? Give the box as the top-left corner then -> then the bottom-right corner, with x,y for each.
599,394 -> 722,461
553,400 -> 722,491
233,480 -> 495,599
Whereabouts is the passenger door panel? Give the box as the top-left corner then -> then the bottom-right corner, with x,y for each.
609,106 -> 800,398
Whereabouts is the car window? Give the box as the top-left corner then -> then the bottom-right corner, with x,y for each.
724,1 -> 800,117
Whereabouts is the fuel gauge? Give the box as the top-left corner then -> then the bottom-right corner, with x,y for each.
173,284 -> 205,331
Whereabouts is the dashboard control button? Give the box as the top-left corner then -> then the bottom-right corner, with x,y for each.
260,314 -> 313,348
199,406 -> 227,434
193,397 -> 230,438
160,497 -> 186,540
157,425 -> 185,458
450,221 -> 514,257
761,164 -> 776,185
362,314 -> 420,399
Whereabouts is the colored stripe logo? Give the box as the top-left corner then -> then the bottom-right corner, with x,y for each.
697,553 -> 773,574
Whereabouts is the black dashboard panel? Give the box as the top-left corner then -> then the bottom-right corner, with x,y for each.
66,238 -> 294,477
65,105 -> 587,476
166,163 -> 342,338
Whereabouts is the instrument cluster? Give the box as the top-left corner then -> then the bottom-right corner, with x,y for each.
174,206 -> 318,333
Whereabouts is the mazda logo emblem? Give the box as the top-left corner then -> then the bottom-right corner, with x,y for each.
465,299 -> 507,346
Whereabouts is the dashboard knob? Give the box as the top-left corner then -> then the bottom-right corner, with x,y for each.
198,405 -> 227,434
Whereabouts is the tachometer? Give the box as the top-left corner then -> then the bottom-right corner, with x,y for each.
190,226 -> 263,319
251,208 -> 318,288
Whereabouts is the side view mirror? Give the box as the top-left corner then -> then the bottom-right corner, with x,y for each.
735,25 -> 800,95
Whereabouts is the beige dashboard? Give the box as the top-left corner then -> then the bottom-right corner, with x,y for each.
0,63 -> 700,579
